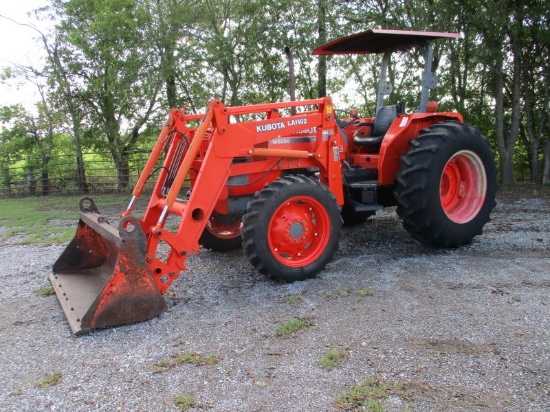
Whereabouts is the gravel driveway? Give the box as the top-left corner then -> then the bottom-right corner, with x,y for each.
0,186 -> 549,411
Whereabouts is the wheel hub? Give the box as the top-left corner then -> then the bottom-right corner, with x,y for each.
289,221 -> 305,239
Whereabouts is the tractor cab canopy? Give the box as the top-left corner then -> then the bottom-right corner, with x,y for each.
312,29 -> 460,55
313,29 -> 460,113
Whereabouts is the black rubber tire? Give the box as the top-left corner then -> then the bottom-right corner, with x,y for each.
242,175 -> 342,282
394,121 -> 497,248
199,213 -> 242,252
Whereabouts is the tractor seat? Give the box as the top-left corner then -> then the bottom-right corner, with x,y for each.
353,104 -> 401,147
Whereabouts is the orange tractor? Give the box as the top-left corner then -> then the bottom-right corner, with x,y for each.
51,29 -> 497,334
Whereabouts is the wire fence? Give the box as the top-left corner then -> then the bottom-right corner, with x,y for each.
1,149 -> 539,198
1,151 -> 156,198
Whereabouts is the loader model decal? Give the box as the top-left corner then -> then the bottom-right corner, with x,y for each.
270,136 -> 314,145
256,117 -> 308,133
270,137 -> 292,145
287,118 -> 308,126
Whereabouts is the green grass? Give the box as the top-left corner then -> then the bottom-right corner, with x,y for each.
276,316 -> 314,337
0,194 -> 128,245
154,351 -> 221,372
280,294 -> 303,305
319,347 -> 349,370
334,377 -> 404,410
35,286 -> 55,296
36,371 -> 62,388
364,397 -> 385,412
325,288 -> 374,301
174,395 -> 196,411
357,288 -> 374,300
325,289 -> 350,300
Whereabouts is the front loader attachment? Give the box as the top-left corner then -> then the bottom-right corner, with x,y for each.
50,197 -> 167,335
50,98 -> 342,335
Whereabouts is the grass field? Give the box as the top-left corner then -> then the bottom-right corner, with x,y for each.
0,194 -> 128,245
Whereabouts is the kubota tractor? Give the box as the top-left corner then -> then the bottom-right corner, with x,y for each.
51,29 -> 497,334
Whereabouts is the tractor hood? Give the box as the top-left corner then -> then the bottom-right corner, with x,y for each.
313,29 -> 460,55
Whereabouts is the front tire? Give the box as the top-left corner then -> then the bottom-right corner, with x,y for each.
242,175 -> 342,282
394,121 -> 497,248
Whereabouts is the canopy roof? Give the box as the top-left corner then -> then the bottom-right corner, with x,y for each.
313,29 -> 460,55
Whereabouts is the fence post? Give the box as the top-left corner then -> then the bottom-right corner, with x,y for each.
41,155 -> 51,195
26,170 -> 37,195
3,167 -> 11,196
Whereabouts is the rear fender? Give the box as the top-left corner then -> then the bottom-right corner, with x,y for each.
378,112 -> 463,184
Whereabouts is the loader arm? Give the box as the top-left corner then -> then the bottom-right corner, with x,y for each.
133,98 -> 345,293
52,97 -> 346,334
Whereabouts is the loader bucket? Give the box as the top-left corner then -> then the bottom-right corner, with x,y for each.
50,197 -> 167,335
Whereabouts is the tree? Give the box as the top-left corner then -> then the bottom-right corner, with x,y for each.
2,0 -> 549,190
50,0 -> 163,190
140,0 -> 201,109
519,2 -> 550,183
0,103 -> 53,194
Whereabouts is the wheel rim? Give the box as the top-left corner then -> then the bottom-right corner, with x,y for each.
440,150 -> 487,224
205,217 -> 241,240
268,195 -> 331,267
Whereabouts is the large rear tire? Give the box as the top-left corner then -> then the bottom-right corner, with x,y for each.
242,175 -> 342,282
394,121 -> 497,248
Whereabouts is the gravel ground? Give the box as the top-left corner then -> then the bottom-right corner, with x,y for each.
0,186 -> 549,411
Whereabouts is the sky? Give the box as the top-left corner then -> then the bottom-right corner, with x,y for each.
0,0 -> 51,110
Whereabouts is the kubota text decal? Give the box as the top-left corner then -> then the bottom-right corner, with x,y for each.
256,118 -> 308,133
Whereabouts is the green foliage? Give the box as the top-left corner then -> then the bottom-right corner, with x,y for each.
0,105 -> 35,161
357,289 -> 374,299
280,294 -> 303,305
35,286 -> 55,296
174,395 -> 196,411
319,347 -> 348,370
325,289 -> 350,300
154,351 -> 221,372
334,377 -> 403,410
36,371 -> 62,388
276,316 -> 314,337
364,397 -> 385,412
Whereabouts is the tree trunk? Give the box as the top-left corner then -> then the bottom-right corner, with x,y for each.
543,139 -> 550,184
163,41 -> 178,108
541,67 -> 550,184
494,59 -> 515,185
72,116 -> 88,194
544,78 -> 550,184
494,26 -> 523,186
112,149 -> 131,191
317,0 -> 327,98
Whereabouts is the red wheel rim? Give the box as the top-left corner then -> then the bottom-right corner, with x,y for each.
268,195 -> 331,267
205,217 -> 241,240
440,150 -> 487,224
